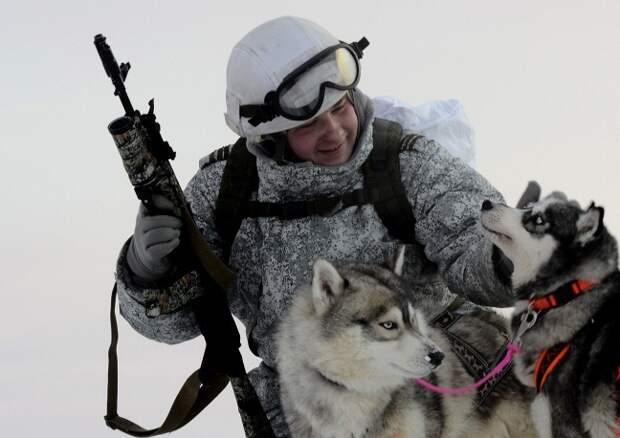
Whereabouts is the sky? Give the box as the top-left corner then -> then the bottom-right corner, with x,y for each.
1,0 -> 618,436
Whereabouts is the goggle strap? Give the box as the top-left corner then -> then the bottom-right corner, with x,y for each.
238,37 -> 368,126
350,37 -> 369,59
240,91 -> 280,126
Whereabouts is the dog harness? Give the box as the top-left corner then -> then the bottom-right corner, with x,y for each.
529,279 -> 596,391
526,279 -> 620,435
529,279 -> 595,312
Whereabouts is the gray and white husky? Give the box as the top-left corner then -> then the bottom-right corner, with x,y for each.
276,249 -> 536,438
481,182 -> 620,438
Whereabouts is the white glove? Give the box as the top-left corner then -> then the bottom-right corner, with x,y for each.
126,194 -> 183,281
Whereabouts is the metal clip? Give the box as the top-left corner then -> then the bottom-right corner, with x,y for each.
513,304 -> 539,345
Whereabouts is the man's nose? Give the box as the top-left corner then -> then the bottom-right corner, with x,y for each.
319,112 -> 341,138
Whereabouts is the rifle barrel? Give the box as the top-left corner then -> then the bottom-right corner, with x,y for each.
94,34 -> 134,115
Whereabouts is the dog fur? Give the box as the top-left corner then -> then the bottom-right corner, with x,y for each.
276,249 -> 536,437
481,183 -> 620,437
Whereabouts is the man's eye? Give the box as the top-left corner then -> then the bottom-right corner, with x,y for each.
379,321 -> 398,330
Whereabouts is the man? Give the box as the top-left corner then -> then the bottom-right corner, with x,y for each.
116,16 -> 514,436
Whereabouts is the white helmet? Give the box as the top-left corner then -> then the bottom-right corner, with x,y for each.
225,16 -> 367,137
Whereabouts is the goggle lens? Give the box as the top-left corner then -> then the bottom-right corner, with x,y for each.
278,47 -> 359,118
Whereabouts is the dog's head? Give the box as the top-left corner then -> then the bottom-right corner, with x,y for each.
481,182 -> 617,297
307,248 -> 443,392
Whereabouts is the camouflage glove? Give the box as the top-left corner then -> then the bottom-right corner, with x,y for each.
126,194 -> 183,281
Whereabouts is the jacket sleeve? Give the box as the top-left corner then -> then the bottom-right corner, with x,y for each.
114,161 -> 228,344
401,135 -> 515,307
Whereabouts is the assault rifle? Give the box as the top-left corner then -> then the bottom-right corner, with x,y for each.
94,34 -> 275,438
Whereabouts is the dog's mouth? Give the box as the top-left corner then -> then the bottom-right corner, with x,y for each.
481,223 -> 513,242
390,362 -> 432,378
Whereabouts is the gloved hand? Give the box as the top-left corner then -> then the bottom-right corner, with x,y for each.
126,194 -> 183,281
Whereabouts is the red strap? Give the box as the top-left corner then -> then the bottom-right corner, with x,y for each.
571,279 -> 594,295
531,295 -> 557,311
533,344 -> 571,392
530,279 -> 595,311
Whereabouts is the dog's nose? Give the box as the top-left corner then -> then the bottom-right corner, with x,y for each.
481,200 -> 494,211
426,351 -> 444,367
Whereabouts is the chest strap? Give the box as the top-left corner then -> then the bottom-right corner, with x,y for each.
530,279 -> 595,312
214,118 -> 419,262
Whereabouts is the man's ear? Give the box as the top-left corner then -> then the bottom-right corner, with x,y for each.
516,181 -> 541,208
312,259 -> 345,316
576,203 -> 605,246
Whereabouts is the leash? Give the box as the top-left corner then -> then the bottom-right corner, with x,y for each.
414,343 -> 521,395
415,279 -> 598,396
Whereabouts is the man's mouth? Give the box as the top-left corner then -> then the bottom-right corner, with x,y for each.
317,140 -> 344,154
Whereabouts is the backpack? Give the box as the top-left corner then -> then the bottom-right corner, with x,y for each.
210,118 -> 422,261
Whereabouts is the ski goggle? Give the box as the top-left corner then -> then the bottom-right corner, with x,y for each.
239,37 -> 369,127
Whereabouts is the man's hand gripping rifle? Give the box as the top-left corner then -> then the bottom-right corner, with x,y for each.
94,34 -> 275,438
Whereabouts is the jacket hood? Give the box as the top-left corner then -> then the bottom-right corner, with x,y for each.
246,88 -> 375,202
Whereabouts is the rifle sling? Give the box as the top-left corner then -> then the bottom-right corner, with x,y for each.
106,221 -> 276,437
105,285 -> 230,436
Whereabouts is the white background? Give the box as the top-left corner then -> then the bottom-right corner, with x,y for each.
1,0 -> 618,436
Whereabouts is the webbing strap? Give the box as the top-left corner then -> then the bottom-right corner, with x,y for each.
214,137 -> 257,262
241,189 -> 381,220
106,200 -> 276,437
105,285 -> 229,436
214,118 -> 419,258
530,279 -> 595,312
533,343 -> 571,392
363,118 -> 416,243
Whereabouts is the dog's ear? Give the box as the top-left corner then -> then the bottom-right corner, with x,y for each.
387,245 -> 407,276
576,203 -> 605,246
516,181 -> 541,208
312,259 -> 346,316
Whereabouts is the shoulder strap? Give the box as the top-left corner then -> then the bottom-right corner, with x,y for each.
214,137 -> 258,262
200,144 -> 234,169
363,118 -> 417,243
214,119 -> 422,259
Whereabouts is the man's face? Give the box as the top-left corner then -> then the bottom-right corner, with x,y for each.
285,96 -> 358,166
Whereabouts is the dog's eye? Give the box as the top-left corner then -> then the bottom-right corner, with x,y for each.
379,321 -> 398,330
531,215 -> 546,226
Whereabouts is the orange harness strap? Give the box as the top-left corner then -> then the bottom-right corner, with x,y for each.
533,343 -> 571,392
530,279 -> 595,312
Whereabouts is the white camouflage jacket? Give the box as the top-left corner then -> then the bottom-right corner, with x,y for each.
115,93 -> 513,436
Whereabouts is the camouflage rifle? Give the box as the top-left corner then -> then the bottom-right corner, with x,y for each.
95,34 -> 275,438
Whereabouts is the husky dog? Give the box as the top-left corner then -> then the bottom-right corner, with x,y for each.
276,249 -> 536,438
480,183 -> 620,438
